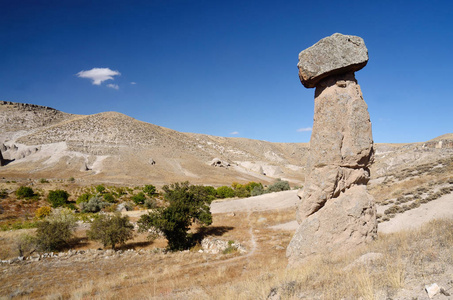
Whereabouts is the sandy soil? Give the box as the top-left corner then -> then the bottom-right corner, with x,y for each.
210,189 -> 299,214
378,192 -> 453,234
211,189 -> 453,234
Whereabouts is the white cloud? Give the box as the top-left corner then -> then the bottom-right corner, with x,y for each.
77,68 -> 120,85
107,83 -> 119,90
230,131 -> 239,135
297,127 -> 312,132
130,82 -> 137,85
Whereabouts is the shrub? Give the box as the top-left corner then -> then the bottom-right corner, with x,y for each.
16,186 -> 35,199
267,179 -> 290,193
251,185 -> 265,196
95,185 -> 106,194
87,213 -> 134,250
76,193 -> 92,204
35,206 -> 52,219
35,220 -> 73,251
0,189 -> 7,199
138,181 -> 212,251
132,192 -> 146,205
40,178 -> 49,183
234,186 -> 250,198
244,182 -> 262,192
143,185 -> 157,196
216,186 -> 235,199
34,208 -> 77,252
47,189 -> 70,208
80,195 -> 110,213
103,193 -> 116,203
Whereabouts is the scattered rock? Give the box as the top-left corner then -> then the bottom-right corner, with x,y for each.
201,237 -> 246,254
425,283 -> 441,299
287,33 -> 377,266
210,158 -> 230,168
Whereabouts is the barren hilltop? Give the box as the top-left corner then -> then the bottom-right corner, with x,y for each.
1,101 -> 452,188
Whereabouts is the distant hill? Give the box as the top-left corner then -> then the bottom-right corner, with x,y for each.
1,101 -> 451,187
0,101 -> 308,186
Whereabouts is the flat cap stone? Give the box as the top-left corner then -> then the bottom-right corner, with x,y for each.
298,33 -> 368,88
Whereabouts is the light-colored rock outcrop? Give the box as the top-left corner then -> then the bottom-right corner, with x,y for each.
287,33 -> 377,265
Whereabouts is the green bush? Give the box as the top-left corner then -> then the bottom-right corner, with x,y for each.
76,193 -> 92,204
40,178 -> 49,183
47,190 -> 70,208
103,193 -> 116,203
87,213 -> 134,250
138,182 -> 212,251
267,179 -> 290,193
16,186 -> 35,199
132,192 -> 146,205
34,208 -> 77,252
95,185 -> 106,194
80,195 -> 109,213
216,186 -> 235,199
143,185 -> 157,196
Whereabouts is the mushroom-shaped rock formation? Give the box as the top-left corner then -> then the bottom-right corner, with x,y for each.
287,33 -> 377,266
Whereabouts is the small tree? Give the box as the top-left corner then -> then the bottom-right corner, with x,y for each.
16,186 -> 35,199
47,189 -> 70,208
34,208 -> 77,252
138,182 -> 212,251
87,213 -> 134,249
216,186 -> 235,199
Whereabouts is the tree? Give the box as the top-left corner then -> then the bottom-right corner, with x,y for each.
87,213 -> 134,249
47,189 -> 70,208
216,186 -> 235,199
16,186 -> 35,199
138,181 -> 212,251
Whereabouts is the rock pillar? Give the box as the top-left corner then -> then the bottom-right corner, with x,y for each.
287,33 -> 377,266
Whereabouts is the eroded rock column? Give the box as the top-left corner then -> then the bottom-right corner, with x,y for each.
287,33 -> 377,266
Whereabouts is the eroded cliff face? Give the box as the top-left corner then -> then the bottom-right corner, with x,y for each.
287,33 -> 377,266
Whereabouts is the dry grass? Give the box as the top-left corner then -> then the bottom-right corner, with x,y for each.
2,206 -> 453,300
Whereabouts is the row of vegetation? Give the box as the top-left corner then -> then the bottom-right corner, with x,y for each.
14,182 -> 216,255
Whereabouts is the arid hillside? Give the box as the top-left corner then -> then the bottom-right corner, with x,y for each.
1,101 -> 452,188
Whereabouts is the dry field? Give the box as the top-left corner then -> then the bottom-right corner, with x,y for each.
2,202 -> 453,299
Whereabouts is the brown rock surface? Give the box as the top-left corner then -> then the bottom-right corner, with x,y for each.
287,34 -> 377,265
297,33 -> 368,88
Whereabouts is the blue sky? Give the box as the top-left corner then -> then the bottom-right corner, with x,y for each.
1,0 -> 452,143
